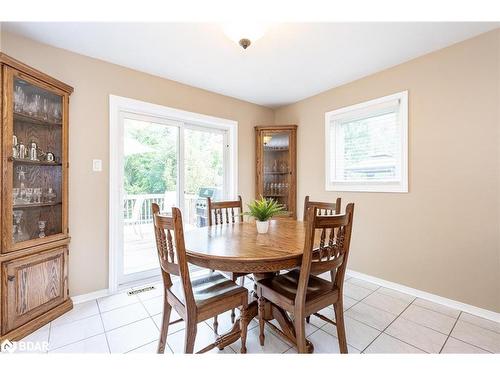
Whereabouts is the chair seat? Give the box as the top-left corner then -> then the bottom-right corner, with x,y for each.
171,272 -> 247,310
257,269 -> 338,308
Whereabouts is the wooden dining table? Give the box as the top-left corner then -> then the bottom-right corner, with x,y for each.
184,218 -> 316,353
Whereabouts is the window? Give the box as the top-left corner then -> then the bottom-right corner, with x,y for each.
325,91 -> 408,192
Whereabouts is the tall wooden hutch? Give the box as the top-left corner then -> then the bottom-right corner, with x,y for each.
0,53 -> 73,342
255,125 -> 297,219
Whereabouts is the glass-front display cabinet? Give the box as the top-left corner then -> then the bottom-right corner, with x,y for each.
3,68 -> 68,252
255,125 -> 297,218
0,53 -> 73,342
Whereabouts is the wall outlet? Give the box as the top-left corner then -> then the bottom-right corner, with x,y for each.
92,159 -> 102,172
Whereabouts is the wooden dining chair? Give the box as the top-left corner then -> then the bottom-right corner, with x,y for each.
303,195 -> 342,323
256,203 -> 355,353
152,203 -> 249,353
303,195 -> 342,221
207,195 -> 249,330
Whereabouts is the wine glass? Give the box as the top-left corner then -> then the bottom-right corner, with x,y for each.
33,188 -> 42,204
24,188 -> 33,204
13,210 -> 23,241
14,86 -> 25,113
45,188 -> 57,203
38,221 -> 46,238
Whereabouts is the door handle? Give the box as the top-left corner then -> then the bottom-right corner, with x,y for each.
7,275 -> 15,282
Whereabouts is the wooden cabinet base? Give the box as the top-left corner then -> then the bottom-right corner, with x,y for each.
0,298 -> 73,342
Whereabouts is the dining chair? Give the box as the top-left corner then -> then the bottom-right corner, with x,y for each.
303,195 -> 342,221
207,195 -> 249,331
152,203 -> 249,353
303,195 -> 342,323
256,203 -> 355,353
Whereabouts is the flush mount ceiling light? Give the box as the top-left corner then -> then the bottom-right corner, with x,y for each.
222,23 -> 269,49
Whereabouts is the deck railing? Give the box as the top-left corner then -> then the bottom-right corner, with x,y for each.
123,192 -> 198,225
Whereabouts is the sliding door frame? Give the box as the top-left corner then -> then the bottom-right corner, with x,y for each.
109,95 -> 238,293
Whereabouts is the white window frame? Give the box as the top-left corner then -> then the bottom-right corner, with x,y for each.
109,95 -> 238,292
325,91 -> 408,193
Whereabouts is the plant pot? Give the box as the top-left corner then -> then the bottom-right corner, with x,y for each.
256,220 -> 269,234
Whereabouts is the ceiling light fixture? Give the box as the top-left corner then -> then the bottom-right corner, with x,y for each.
222,23 -> 268,49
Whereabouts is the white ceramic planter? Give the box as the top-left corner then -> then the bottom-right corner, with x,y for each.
256,220 -> 270,234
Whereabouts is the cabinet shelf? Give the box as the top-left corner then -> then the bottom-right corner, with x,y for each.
264,147 -> 289,151
13,202 -> 62,209
10,157 -> 62,166
264,171 -> 289,175
14,112 -> 62,127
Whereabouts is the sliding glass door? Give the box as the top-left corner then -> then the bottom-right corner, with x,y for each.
119,113 -> 180,284
117,111 -> 230,286
183,126 -> 227,227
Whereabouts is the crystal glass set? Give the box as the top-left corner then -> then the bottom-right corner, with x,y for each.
264,159 -> 288,173
264,181 -> 289,196
14,85 -> 62,123
14,166 -> 57,206
12,210 -> 47,241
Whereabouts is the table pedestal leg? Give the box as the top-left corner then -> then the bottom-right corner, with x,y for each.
214,300 -> 314,353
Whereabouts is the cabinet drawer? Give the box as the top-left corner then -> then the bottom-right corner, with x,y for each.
2,247 -> 68,333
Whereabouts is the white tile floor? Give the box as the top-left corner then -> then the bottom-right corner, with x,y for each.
11,272 -> 500,354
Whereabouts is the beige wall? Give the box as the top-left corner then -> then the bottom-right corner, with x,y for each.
2,29 -> 499,312
275,30 -> 500,312
1,32 -> 274,296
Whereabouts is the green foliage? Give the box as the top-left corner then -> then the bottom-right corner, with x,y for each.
244,196 -> 285,222
124,120 -> 224,195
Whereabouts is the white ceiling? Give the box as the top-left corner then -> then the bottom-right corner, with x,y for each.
3,22 -> 498,108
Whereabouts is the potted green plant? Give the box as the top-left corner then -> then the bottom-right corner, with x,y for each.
245,196 -> 285,234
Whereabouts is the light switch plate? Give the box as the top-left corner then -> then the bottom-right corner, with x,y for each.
92,159 -> 102,172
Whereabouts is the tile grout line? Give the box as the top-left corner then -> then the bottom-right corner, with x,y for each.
96,299 -> 111,354
361,296 -> 418,353
314,284 -> 381,352
438,311 -> 461,354
454,315 -> 500,335
133,292 -> 177,354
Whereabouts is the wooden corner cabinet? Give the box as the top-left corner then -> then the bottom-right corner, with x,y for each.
255,125 -> 297,219
0,53 -> 73,343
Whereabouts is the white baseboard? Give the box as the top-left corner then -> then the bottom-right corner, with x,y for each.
71,289 -> 110,304
346,269 -> 500,323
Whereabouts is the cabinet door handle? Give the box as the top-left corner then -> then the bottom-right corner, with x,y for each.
7,275 -> 15,282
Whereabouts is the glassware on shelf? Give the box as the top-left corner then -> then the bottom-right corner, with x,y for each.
33,188 -> 42,204
42,98 -> 49,120
18,141 -> 27,159
29,141 -> 39,161
12,135 -> 19,158
14,85 -> 26,113
13,210 -> 27,242
38,221 -> 47,238
49,101 -> 62,123
45,188 -> 57,203
24,188 -> 33,204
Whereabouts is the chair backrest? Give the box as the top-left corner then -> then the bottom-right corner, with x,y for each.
152,203 -> 195,309
295,203 -> 355,309
303,196 -> 341,221
207,195 -> 243,226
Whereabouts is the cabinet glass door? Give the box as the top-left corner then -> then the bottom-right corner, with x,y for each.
262,131 -> 292,215
3,68 -> 67,252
